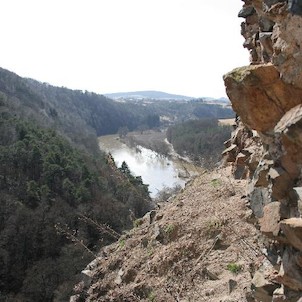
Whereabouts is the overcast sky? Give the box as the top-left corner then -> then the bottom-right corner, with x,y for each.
0,0 -> 249,98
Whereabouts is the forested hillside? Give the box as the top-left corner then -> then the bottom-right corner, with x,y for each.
0,68 -> 162,144
0,68 -> 234,138
167,119 -> 232,168
0,69 -> 152,301
117,98 -> 234,127
0,67 -> 234,301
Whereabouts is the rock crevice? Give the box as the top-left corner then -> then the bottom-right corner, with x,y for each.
224,1 -> 302,300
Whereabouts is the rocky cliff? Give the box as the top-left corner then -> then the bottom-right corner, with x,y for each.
70,1 -> 302,301
223,0 -> 302,300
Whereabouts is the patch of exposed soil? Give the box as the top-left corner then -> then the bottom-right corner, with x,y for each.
74,167 -> 264,302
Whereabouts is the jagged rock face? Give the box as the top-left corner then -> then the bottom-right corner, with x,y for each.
240,0 -> 302,87
273,14 -> 302,88
275,104 -> 302,182
224,64 -> 302,132
224,1 -> 302,218
223,0 -> 302,300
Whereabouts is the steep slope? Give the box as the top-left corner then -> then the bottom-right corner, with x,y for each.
0,66 -> 236,301
72,1 -> 302,301
223,0 -> 302,301
0,67 -> 158,145
0,67 -> 233,143
0,70 -> 152,301
72,167 -> 263,302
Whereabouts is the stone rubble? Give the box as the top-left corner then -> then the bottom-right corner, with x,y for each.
70,168 -> 262,302
223,0 -> 302,300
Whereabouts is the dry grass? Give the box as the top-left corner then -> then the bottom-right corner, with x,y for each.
78,166 -> 262,302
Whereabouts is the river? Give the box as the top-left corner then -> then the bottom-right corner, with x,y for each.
98,134 -> 201,198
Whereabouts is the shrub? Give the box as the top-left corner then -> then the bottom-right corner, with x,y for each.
227,263 -> 242,274
119,239 -> 126,249
210,178 -> 221,187
164,224 -> 175,235
147,291 -> 156,302
204,218 -> 223,238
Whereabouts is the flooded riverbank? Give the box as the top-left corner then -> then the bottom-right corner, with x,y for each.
98,134 -> 201,198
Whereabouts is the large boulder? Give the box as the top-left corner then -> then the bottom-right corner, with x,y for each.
268,167 -> 294,200
249,186 -> 271,218
280,218 -> 302,251
273,14 -> 302,87
274,246 -> 302,291
275,104 -> 302,179
259,202 -> 281,237
252,265 -> 279,302
224,64 -> 302,133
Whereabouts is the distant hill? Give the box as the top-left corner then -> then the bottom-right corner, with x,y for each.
0,68 -> 163,143
105,90 -> 230,104
201,96 -> 230,104
104,90 -> 194,100
217,97 -> 230,103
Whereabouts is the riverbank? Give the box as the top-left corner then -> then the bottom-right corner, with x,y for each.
120,129 -> 170,156
98,132 -> 202,199
121,129 -> 202,178
121,129 -> 192,163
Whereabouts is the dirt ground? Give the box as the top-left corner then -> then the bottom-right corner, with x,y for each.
75,166 -> 264,302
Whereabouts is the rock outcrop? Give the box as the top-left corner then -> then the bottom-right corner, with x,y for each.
223,0 -> 302,300
70,2 -> 302,301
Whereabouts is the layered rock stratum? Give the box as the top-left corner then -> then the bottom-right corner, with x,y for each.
223,0 -> 302,300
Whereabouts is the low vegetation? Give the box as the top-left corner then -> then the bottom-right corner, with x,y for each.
154,184 -> 183,202
227,263 -> 242,274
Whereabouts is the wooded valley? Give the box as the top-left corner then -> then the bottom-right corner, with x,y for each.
0,67 -> 233,301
